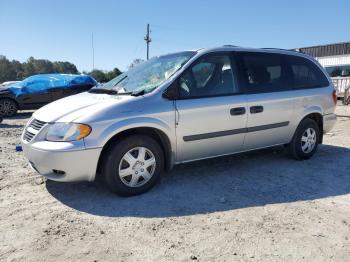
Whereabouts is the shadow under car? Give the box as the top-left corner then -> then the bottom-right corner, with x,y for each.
46,144 -> 350,218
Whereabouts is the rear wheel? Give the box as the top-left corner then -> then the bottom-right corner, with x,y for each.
102,135 -> 164,196
288,118 -> 320,160
0,98 -> 18,116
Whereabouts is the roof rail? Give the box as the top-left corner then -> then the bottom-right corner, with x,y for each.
223,45 -> 240,47
261,47 -> 303,53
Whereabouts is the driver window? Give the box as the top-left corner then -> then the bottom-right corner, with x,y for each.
179,54 -> 238,98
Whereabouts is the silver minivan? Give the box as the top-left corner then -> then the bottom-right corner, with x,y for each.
22,46 -> 337,196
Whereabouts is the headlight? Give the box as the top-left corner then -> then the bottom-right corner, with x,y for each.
46,123 -> 91,142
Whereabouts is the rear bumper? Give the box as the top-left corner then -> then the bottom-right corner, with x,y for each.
323,113 -> 337,133
22,142 -> 102,182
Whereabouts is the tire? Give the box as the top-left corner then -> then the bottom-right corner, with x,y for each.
288,118 -> 320,160
102,135 -> 164,196
0,98 -> 18,117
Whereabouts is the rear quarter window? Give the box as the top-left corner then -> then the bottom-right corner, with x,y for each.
287,55 -> 329,89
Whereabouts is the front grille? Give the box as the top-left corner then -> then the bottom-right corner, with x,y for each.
23,130 -> 35,142
29,119 -> 46,131
23,118 -> 47,142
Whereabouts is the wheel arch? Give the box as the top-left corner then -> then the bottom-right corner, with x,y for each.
96,125 -> 174,180
296,110 -> 324,144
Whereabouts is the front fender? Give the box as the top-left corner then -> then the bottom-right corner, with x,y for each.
84,116 -> 175,151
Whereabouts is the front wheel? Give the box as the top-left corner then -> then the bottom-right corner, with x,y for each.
102,135 -> 164,196
0,98 -> 18,117
288,118 -> 320,160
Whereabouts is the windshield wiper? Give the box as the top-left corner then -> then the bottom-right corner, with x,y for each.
113,75 -> 128,86
130,89 -> 145,96
88,88 -> 119,95
111,89 -> 145,96
88,88 -> 145,96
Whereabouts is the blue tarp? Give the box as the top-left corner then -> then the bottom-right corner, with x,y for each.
8,74 -> 97,97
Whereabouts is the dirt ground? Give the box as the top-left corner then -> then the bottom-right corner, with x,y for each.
1,104 -> 350,262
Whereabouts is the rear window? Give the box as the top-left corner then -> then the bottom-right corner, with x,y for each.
287,55 -> 329,89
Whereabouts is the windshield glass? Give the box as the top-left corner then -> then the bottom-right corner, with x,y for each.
100,51 -> 195,94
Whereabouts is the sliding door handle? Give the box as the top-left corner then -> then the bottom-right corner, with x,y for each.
230,107 -> 246,116
250,106 -> 264,114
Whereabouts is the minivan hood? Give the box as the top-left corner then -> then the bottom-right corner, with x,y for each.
33,92 -> 134,123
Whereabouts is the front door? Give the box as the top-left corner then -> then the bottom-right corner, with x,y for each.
174,53 -> 247,162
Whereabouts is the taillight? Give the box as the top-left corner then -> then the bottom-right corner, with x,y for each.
332,90 -> 337,105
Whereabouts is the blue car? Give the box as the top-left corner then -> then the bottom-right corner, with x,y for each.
0,74 -> 97,116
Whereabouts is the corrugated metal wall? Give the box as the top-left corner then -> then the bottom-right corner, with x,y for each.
297,42 -> 350,57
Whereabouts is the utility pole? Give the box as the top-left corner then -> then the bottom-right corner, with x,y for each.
144,24 -> 151,60
91,32 -> 95,70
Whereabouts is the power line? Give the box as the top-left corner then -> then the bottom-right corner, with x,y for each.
91,32 -> 95,70
144,24 -> 151,60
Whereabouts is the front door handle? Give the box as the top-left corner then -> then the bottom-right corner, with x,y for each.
230,107 -> 246,116
250,106 -> 264,114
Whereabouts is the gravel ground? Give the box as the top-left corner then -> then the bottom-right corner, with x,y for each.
1,104 -> 350,262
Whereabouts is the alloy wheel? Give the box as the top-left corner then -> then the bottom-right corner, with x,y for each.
0,100 -> 17,116
301,127 -> 317,153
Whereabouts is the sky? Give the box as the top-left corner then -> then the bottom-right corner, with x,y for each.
1,0 -> 349,72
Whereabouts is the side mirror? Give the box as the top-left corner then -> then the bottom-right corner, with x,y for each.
162,81 -> 179,100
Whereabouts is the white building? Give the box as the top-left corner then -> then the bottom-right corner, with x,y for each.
296,42 -> 350,76
295,42 -> 350,97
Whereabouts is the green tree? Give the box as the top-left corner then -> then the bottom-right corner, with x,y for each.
87,68 -> 122,83
0,55 -> 121,83
53,61 -> 78,74
32,59 -> 54,74
22,57 -> 36,77
11,60 -> 24,79
105,67 -> 122,81
0,56 -> 17,83
89,69 -> 107,83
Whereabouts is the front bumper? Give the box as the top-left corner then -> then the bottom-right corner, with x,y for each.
22,141 -> 102,182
